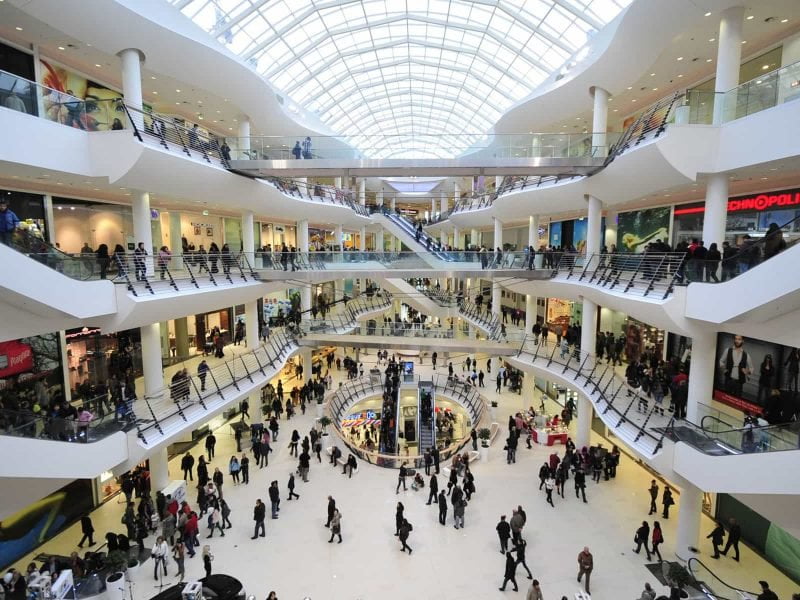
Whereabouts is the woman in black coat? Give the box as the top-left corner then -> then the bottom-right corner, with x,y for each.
394,502 -> 404,536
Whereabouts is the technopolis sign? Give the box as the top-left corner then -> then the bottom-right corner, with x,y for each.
673,187 -> 800,216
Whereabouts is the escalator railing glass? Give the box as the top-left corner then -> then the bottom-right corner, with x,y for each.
686,558 -> 759,600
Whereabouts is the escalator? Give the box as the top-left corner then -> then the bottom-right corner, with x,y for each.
418,382 -> 436,453
685,558 -> 758,599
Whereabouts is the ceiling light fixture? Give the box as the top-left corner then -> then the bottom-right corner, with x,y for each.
95,64 -> 102,68
650,73 -> 656,76
627,86 -> 632,90
741,40 -> 747,44
781,18 -> 789,23
746,15 -> 754,20
706,58 -> 713,63
704,11 -> 711,16
762,64 -> 770,70
15,26 -> 23,31
176,89 -> 181,93
709,38 -> 716,42
58,46 -> 65,51
677,57 -> 684,61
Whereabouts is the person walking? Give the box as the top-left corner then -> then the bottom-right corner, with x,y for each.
453,494 -> 466,529
78,514 -> 95,548
325,496 -> 336,528
544,474 -> 556,507
574,467 -> 587,503
172,539 -> 185,582
437,490 -> 447,525
652,521 -> 664,562
327,509 -> 342,543
151,536 -> 169,580
577,546 -> 593,594
287,473 -> 300,500
205,433 -> 216,461
251,499 -> 266,539
240,454 -> 249,484
499,551 -> 519,592
426,473 -> 438,505
202,546 -> 213,578
720,517 -> 741,561
633,521 -> 652,560
268,481 -> 280,519
662,486 -> 674,519
707,521 -> 726,559
396,461 -> 408,493
513,538 -> 534,580
510,509 -> 525,544
219,498 -> 232,529
394,502 -> 405,536
206,503 -> 225,538
181,453 -> 195,481
526,580 -> 543,600
398,518 -> 413,554
496,515 -> 511,553
648,480 -> 659,515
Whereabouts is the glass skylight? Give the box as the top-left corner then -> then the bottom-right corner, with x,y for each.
170,0 -> 631,158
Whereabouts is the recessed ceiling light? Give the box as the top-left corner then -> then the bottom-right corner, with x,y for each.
706,58 -> 713,62
216,110 -> 221,113
176,89 -> 181,93
756,80 -> 762,84
709,38 -> 716,42
741,40 -> 747,44
152,91 -> 158,95
769,167 -> 778,171
613,109 -> 618,112
58,46 -> 65,51
677,57 -> 683,61
95,64 -> 102,68
229,127 -> 233,131
175,102 -> 180,105
761,177 -> 768,180
151,76 -> 157,80
650,73 -> 656,76
781,18 -> 788,23
627,86 -> 632,90
762,65 -> 770,70
652,88 -> 658,91
678,74 -> 684,78
15,27 -> 23,31
746,15 -> 754,20
704,11 -> 711,17
631,99 -> 637,103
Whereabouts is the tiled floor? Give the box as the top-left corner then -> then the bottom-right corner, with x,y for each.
12,348 -> 797,600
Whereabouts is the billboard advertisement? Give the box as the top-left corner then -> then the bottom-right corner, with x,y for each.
616,206 -> 671,253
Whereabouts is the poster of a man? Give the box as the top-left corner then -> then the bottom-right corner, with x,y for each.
719,335 -> 753,397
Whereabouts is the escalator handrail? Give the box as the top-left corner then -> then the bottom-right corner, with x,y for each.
686,557 -> 759,598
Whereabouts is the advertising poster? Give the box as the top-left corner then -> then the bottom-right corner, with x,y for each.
0,332 -> 64,399
0,479 -> 93,569
39,59 -> 123,131
549,221 -> 561,247
713,332 -> 799,415
573,218 -> 587,252
616,206 -> 671,253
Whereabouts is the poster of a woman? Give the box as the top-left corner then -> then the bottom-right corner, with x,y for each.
39,59 -> 123,131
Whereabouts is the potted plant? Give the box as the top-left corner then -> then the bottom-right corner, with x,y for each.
319,416 -> 332,436
489,400 -> 498,422
667,562 -> 691,595
478,427 -> 491,462
104,550 -> 128,600
124,556 -> 139,581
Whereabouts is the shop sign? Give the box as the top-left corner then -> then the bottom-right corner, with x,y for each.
673,188 -> 800,216
0,340 -> 35,378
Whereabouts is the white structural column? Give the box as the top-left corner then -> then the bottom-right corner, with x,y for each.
431,198 -> 436,218
440,191 -> 448,215
377,189 -> 384,207
140,323 -> 163,401
334,177 -> 342,189
376,229 -> 384,253
702,173 -> 729,248
491,217 -> 503,318
237,119 -> 251,158
297,219 -> 312,310
525,294 -> 536,333
591,87 -> 609,157
585,195 -> 602,256
132,190 -> 154,275
358,178 -> 366,205
713,6 -> 745,124
528,215 -> 538,248
675,482 -> 703,560
391,197 -> 396,211
241,210 -> 260,349
471,229 -> 479,248
454,182 -> 460,203
605,210 -> 618,250
169,211 -> 183,270
335,225 -> 343,253
577,298 -> 597,448
440,229 -> 447,247
359,227 -> 366,252
118,48 -> 144,128
149,447 -> 170,491
686,330 -> 716,423
453,226 -> 460,249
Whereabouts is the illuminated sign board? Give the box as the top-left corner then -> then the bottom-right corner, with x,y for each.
673,188 -> 800,216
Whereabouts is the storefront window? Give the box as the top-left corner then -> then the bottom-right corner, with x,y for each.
0,189 -> 46,241
65,328 -> 142,399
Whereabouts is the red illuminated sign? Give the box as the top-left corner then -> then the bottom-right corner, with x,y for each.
673,189 -> 800,216
0,341 -> 34,378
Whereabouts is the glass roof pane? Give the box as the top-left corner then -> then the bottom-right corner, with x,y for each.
170,0 -> 632,158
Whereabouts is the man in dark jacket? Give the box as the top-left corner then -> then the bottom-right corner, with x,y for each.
633,521 -> 651,559
205,433 -> 216,460
499,551 -> 519,592
721,517 -> 741,561
496,515 -> 511,553
78,514 -> 95,547
648,480 -> 659,515
268,481 -> 280,519
707,521 -> 725,558
325,496 -> 336,527
251,499 -> 265,539
426,474 -> 438,505
437,490 -> 447,525
181,453 -> 195,481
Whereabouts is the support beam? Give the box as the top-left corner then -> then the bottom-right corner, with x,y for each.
702,173 -> 729,249
686,330 -> 715,424
149,447 -> 170,491
585,195 -> 602,256
140,323 -> 163,401
713,6 -> 745,124
132,191 -> 154,276
577,297 -> 597,448
675,482 -> 702,560
591,87 -> 609,157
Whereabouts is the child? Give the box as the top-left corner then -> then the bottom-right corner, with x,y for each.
202,545 -> 213,578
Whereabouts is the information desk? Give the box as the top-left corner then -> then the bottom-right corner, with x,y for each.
532,427 -> 568,446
